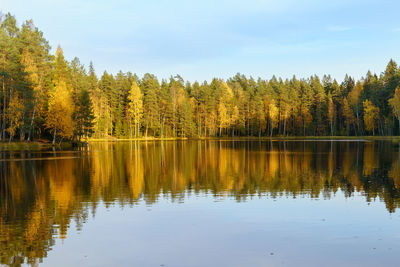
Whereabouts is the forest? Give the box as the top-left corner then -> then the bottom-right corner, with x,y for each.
2,12 -> 400,143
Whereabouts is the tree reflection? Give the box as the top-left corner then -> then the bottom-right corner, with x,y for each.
1,140 -> 400,266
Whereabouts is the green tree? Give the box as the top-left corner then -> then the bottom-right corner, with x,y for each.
388,87 -> 400,134
141,73 -> 159,136
74,89 -> 95,141
328,93 -> 336,136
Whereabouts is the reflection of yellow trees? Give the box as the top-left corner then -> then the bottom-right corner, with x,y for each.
2,141 -> 400,265
127,143 -> 144,199
363,143 -> 379,176
84,141 -> 400,207
389,154 -> 400,189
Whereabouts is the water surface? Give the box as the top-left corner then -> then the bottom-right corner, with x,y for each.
1,140 -> 400,266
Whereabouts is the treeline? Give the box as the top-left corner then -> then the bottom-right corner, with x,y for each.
2,13 -> 400,142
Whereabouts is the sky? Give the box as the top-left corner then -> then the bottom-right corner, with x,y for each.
2,0 -> 400,82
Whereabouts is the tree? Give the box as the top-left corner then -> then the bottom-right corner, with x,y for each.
389,87 -> 400,134
141,73 -> 159,137
0,13 -> 25,141
18,19 -> 52,141
127,81 -> 143,138
6,93 -> 23,141
298,81 -> 313,135
74,89 -> 95,141
348,81 -> 363,134
45,46 -> 74,144
328,94 -> 336,136
311,76 -> 327,135
363,99 -> 380,135
268,100 -> 279,136
217,81 -> 234,136
342,98 -> 355,135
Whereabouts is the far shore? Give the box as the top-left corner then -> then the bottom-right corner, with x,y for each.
1,136 -> 399,151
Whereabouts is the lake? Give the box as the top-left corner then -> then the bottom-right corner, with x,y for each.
1,140 -> 400,266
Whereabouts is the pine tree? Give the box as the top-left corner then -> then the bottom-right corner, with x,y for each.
75,89 -> 95,141
0,13 -> 25,141
328,93 -> 336,136
141,73 -> 159,136
311,76 -> 327,135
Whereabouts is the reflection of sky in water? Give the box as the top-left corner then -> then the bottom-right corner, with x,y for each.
44,193 -> 400,267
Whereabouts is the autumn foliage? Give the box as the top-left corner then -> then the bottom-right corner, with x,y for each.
2,13 -> 400,142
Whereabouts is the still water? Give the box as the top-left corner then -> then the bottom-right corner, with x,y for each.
1,140 -> 400,266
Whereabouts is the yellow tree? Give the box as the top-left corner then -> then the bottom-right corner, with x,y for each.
127,81 -> 143,138
217,81 -> 234,136
348,81 -> 363,134
217,101 -> 229,136
363,99 -> 380,135
46,46 -> 74,144
268,100 -> 279,136
389,87 -> 400,133
6,93 -> 24,141
230,105 -> 240,136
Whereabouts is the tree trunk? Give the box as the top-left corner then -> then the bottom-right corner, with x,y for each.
52,127 -> 57,145
28,76 -> 42,141
129,119 -> 132,139
2,77 -> 6,141
283,117 -> 287,136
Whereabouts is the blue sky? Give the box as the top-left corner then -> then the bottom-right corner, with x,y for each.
3,0 -> 400,82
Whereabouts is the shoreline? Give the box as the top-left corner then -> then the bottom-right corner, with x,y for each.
88,136 -> 400,142
1,136 -> 399,150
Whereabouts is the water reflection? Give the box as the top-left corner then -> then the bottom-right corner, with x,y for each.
1,140 -> 400,266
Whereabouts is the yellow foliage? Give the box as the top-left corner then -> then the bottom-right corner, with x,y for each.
363,99 -> 379,134
389,87 -> 400,121
268,100 -> 279,130
7,94 -> 24,138
343,98 -> 356,127
46,79 -> 74,138
218,102 -> 230,130
127,82 -> 144,137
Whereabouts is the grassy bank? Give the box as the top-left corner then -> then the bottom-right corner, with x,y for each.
0,141 -> 49,151
0,141 -> 74,151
